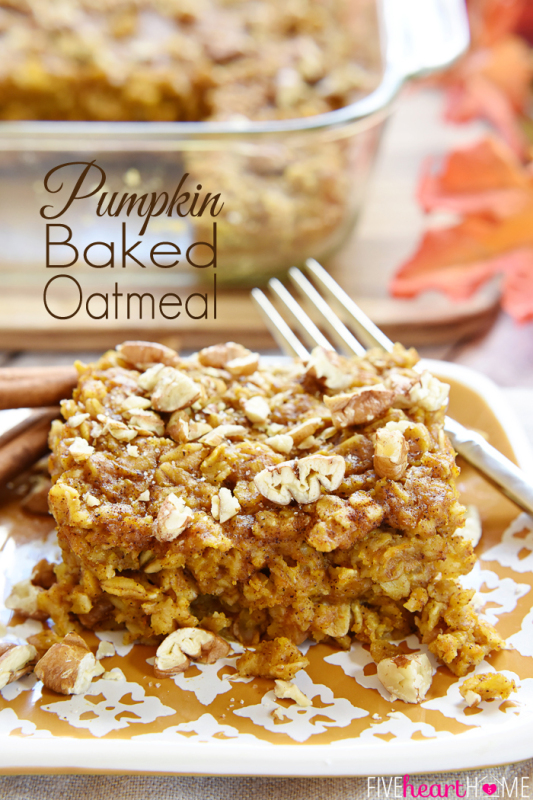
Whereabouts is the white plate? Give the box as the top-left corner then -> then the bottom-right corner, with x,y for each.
1,361 -> 532,776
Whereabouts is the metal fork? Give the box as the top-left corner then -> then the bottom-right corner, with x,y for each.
252,259 -> 533,516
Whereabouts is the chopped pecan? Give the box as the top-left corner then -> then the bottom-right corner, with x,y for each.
286,416 -> 324,445
167,412 -> 212,443
377,652 -> 433,704
138,364 -> 165,391
409,371 -> 449,412
0,643 -> 38,689
199,424 -> 247,447
66,412 -> 90,428
96,641 -> 116,660
324,384 -> 394,427
264,434 -> 293,454
305,347 -> 352,390
117,341 -> 180,369
373,428 -> 408,480
154,628 -> 231,677
126,409 -> 165,436
211,487 -> 241,523
34,632 -> 104,695
97,415 -> 137,442
254,454 -> 345,505
5,579 -> 47,620
121,396 -> 152,411
243,396 -> 270,424
151,368 -> 201,413
155,494 -> 194,542
198,342 -> 251,368
68,437 -> 95,462
274,679 -> 311,707
226,353 -> 260,377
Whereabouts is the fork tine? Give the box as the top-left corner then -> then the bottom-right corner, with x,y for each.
251,288 -> 309,359
305,258 -> 393,352
288,267 -> 366,357
268,278 -> 333,352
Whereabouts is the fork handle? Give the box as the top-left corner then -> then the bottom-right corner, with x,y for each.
445,416 -> 533,515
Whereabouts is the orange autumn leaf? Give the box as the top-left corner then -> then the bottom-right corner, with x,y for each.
444,36 -> 533,157
418,137 -> 532,218
391,139 -> 533,322
467,0 -> 528,47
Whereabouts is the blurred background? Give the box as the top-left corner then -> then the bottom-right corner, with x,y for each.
0,0 -> 531,390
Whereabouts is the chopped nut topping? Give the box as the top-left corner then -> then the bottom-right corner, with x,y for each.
243,396 -> 270,424
155,494 -> 194,542
454,505 -> 482,547
127,444 -> 140,457
138,490 -> 150,502
373,428 -> 408,480
377,652 -> 433,704
0,643 -> 38,690
211,487 -> 241,523
226,353 -> 260,377
265,434 -> 293,454
121,396 -> 152,411
68,437 -> 95,462
167,414 -> 190,443
274,679 -> 312,707
188,421 -> 213,441
34,632 -> 104,695
254,454 -> 345,505
117,341 -> 180,369
127,409 -> 165,436
5,579 -> 46,619
306,347 -> 352,390
287,416 -> 324,445
198,342 -> 251,368
200,424 -> 247,447
67,413 -> 90,428
155,628 -> 231,677
324,384 -> 394,427
409,371 -> 449,412
386,373 -> 418,408
95,641 -> 116,660
138,364 -> 165,391
97,415 -> 137,442
84,492 -> 101,507
151,367 -> 202,413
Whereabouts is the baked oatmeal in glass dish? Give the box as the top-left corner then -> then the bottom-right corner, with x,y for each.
0,0 -> 382,284
26,340 -> 503,686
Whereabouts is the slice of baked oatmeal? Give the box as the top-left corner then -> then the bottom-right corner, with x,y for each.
36,339 -> 503,677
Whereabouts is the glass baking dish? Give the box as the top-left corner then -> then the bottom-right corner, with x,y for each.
0,0 -> 468,287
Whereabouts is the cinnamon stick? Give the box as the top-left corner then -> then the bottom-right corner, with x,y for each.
0,408 -> 59,486
0,366 -> 78,410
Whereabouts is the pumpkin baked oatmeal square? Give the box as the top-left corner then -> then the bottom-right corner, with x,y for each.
27,339 -> 503,681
